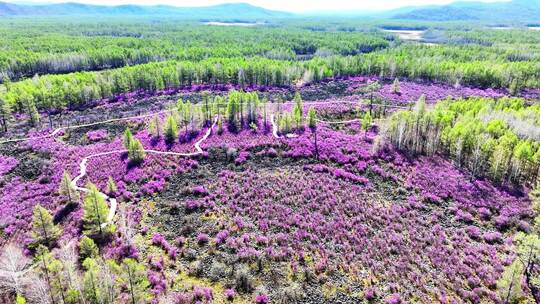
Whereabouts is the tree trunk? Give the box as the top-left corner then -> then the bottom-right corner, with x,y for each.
314,129 -> 319,160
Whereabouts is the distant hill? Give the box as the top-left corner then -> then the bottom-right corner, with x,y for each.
392,0 -> 540,22
0,2 -> 293,19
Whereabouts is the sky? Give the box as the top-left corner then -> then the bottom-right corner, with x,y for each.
7,0 -> 510,12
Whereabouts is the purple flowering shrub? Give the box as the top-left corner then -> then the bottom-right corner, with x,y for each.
86,129 -> 108,142
0,155 -> 18,176
377,80 -> 505,104
178,159 -> 516,301
0,81 -> 533,302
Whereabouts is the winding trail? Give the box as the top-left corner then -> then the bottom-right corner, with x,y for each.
270,114 -> 281,139
70,116 -> 217,228
316,117 -> 386,125
0,99 -> 409,145
1,98 -> 388,227
0,108 -> 175,145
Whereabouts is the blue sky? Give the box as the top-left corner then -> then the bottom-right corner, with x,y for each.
7,0 -> 510,12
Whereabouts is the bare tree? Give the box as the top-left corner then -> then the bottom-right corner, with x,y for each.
118,203 -> 135,247
0,243 -> 51,304
0,243 -> 31,296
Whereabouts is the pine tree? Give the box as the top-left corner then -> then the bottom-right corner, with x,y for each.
362,112 -> 373,137
106,177 -> 117,195
202,91 -> 211,124
20,92 -> 40,127
0,96 -> 10,133
82,258 -> 102,303
497,259 -> 525,303
293,92 -> 303,129
307,107 -> 317,130
35,245 -> 64,304
59,171 -> 78,206
164,114 -> 178,143
123,128 -> 134,150
148,115 -> 161,139
128,139 -> 145,164
32,205 -> 62,248
262,97 -> 268,128
79,236 -> 98,261
416,94 -> 426,117
227,91 -> 240,128
514,232 -> 540,302
82,183 -> 113,239
117,259 -> 151,304
307,107 -> 318,159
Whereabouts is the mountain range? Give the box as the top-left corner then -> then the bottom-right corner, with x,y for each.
0,0 -> 539,23
0,2 -> 292,19
390,0 -> 540,22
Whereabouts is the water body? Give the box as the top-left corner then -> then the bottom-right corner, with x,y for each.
204,21 -> 261,27
382,29 -> 424,41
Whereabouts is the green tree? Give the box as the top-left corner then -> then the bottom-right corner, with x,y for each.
307,107 -> 317,130
59,171 -> 78,205
361,80 -> 381,116
116,259 -> 151,304
106,176 -> 117,195
123,128 -> 134,150
82,258 -> 103,303
307,107 -> 318,159
20,92 -> 40,127
164,114 -> 178,143
293,92 -> 303,129
79,236 -> 98,261
148,115 -> 161,139
530,183 -> 540,233
32,205 -> 62,248
35,245 -> 66,304
227,91 -> 240,128
497,259 -> 525,303
362,112 -> 373,137
82,183 -> 114,239
81,258 -> 117,304
416,94 -> 426,117
498,232 -> 540,303
128,139 -> 145,164
0,96 -> 10,132
512,141 -> 533,183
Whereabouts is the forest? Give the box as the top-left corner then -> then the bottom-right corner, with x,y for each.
1,10 -> 540,304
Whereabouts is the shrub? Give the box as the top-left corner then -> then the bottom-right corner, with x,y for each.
278,282 -> 304,303
79,235 -> 98,261
255,293 -> 269,304
224,289 -> 236,301
234,264 -> 253,293
209,261 -> 228,282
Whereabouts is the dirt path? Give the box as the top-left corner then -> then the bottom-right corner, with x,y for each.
270,114 -> 281,139
70,116 -> 217,228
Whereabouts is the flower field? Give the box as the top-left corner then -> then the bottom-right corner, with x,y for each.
1,75 -> 538,304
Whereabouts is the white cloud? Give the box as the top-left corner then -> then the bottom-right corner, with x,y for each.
6,0 -> 511,12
